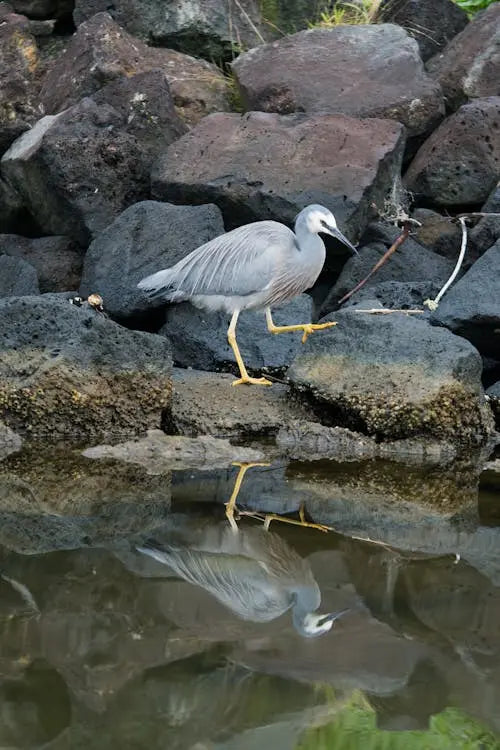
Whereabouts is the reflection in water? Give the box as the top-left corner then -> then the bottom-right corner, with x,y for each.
138,461 -> 346,638
0,454 -> 499,747
138,522 -> 348,638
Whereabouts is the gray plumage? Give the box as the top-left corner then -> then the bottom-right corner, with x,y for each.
138,204 -> 357,385
137,523 -> 348,638
138,205 -> 356,314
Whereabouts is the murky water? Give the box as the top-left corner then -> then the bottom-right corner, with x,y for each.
0,455 -> 499,749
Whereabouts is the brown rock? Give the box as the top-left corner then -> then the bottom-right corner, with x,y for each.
0,14 -> 43,153
152,110 -> 405,237
404,97 -> 500,206
427,3 -> 500,111
40,12 -> 231,126
232,24 -> 444,137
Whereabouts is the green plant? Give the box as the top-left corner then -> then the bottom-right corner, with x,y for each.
310,0 -> 383,26
453,0 -> 498,15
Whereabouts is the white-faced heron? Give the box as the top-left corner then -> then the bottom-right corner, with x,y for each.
137,523 -> 349,638
138,204 -> 357,386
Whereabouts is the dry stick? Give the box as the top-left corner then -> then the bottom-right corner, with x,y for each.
338,222 -> 411,306
423,216 -> 468,311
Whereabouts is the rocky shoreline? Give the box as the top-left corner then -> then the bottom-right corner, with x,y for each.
0,0 -> 499,470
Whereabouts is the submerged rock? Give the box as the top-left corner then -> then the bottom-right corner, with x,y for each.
82,429 -> 264,471
153,110 -> 405,237
287,308 -> 494,449
232,24 -> 444,137
0,295 -> 172,439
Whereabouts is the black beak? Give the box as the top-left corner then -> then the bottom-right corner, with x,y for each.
330,227 -> 358,255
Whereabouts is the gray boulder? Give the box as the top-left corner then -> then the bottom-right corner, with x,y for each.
0,12 -> 43,154
470,184 -> 500,260
41,12 -> 231,126
74,0 -> 270,62
161,295 -> 314,376
379,0 -> 468,61
404,97 -> 500,206
0,234 -> 83,292
288,309 -> 494,448
0,254 -> 39,297
427,3 -> 500,111
0,174 -> 25,232
80,201 -> 225,320
2,69 -> 187,245
0,295 -> 172,439
321,224 -> 454,314
10,0 -> 72,18
431,239 -> 500,359
152,110 -> 405,238
0,421 -> 22,461
232,24 -> 444,137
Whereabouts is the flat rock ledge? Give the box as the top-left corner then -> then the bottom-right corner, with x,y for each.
83,430 -> 265,472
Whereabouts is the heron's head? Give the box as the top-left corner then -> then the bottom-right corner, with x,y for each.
293,608 -> 350,638
300,205 -> 358,255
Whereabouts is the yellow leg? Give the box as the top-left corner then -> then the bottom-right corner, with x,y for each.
225,461 -> 271,530
228,310 -> 272,386
238,502 -> 333,533
266,308 -> 337,344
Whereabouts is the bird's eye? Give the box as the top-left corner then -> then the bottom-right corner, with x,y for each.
320,219 -> 328,228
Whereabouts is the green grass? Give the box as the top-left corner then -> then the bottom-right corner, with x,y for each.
310,0 -> 383,26
295,691 -> 500,750
453,0 -> 498,14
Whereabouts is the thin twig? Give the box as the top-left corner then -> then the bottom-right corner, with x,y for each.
338,221 -> 411,306
423,217 -> 468,311
231,0 -> 265,43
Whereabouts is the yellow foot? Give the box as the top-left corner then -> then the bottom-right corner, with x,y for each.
262,514 -> 333,533
301,321 -> 337,344
232,376 -> 273,386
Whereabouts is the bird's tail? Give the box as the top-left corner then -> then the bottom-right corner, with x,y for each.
137,269 -> 187,302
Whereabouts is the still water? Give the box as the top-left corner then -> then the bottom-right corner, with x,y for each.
0,452 -> 499,749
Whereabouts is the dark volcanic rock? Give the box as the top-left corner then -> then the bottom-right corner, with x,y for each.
80,201 -> 225,320
426,3 -> 500,111
161,295 -> 315,376
74,0 -> 270,62
152,110 -> 405,238
379,0 -> 468,62
338,282 -> 438,311
0,14 -> 43,153
0,295 -> 172,439
288,309 -> 494,449
0,175 -> 25,232
431,239 -> 500,359
1,74 -> 185,245
470,184 -> 500,260
41,12 -> 231,126
0,234 -> 83,292
321,223 -> 453,314
404,97 -> 500,206
232,24 -> 444,137
11,0 -> 72,18
487,380 -> 500,428
412,208 -> 466,262
0,254 -> 39,297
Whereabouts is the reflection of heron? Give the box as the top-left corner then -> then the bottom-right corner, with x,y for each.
137,523 -> 348,638
138,205 -> 357,386
137,463 -> 347,638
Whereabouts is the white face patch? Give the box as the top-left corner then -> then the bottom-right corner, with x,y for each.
306,209 -> 337,234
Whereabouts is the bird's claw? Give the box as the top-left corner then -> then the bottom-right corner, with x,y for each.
232,376 -> 273,386
301,321 -> 337,344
